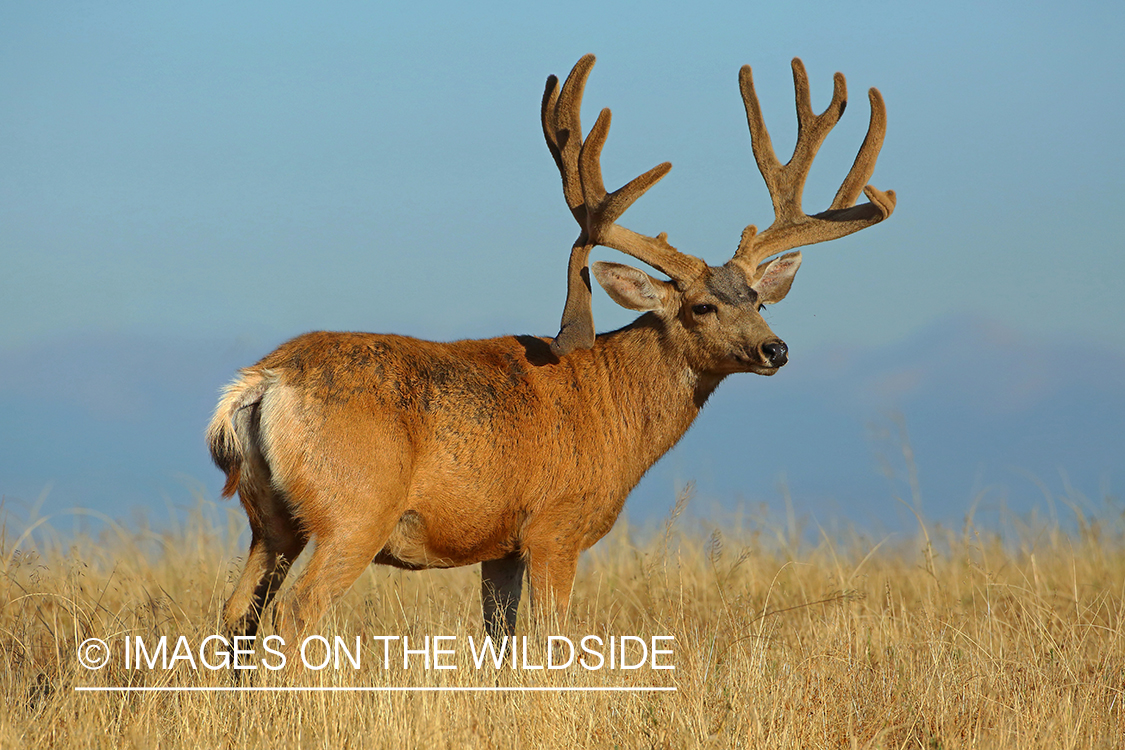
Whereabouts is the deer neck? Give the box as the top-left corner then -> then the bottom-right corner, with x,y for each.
585,314 -> 727,464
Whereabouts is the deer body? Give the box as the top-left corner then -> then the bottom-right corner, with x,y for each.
210,307 -> 735,639
217,322 -> 707,563
209,54 -> 894,644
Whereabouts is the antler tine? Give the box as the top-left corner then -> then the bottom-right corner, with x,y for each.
787,60 -> 847,215
544,56 -> 706,357
831,87 -> 887,210
542,54 -> 595,221
542,55 -> 598,356
579,109 -> 700,280
732,58 -> 896,281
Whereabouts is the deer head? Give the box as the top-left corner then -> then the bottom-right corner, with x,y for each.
543,55 -> 896,374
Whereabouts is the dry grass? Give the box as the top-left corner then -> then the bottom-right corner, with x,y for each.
2,492 -> 1123,749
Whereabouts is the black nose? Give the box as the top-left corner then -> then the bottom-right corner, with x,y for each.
762,340 -> 788,367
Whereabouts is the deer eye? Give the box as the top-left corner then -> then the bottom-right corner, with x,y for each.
692,304 -> 717,316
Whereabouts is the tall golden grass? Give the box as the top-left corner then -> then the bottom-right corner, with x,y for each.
2,489 -> 1123,749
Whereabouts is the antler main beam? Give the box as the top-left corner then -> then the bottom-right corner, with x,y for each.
543,54 -> 706,356
731,58 -> 896,280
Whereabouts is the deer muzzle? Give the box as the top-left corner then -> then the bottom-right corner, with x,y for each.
761,340 -> 788,368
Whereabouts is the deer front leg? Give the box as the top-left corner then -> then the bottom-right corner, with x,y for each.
524,544 -> 579,633
481,554 -> 525,639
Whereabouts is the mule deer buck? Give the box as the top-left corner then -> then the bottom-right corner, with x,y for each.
208,55 -> 894,643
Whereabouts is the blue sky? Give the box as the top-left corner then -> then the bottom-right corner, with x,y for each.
2,2 -> 1123,530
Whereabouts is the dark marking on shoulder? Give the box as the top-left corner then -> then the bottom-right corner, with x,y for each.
515,335 -> 558,367
501,352 -> 527,385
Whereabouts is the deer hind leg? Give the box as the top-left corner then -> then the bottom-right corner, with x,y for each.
222,483 -> 308,639
481,554 -> 526,639
220,387 -> 308,639
270,497 -> 405,647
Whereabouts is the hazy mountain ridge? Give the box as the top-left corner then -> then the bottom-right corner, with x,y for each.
783,315 -> 1125,416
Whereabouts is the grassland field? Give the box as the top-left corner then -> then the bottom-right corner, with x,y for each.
2,486 -> 1123,749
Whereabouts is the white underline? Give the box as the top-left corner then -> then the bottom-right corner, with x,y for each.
76,686 -> 676,693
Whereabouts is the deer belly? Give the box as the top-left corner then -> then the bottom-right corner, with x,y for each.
373,506 -> 519,570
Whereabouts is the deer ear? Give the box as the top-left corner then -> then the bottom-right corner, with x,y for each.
751,251 -> 802,305
591,261 -> 675,312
